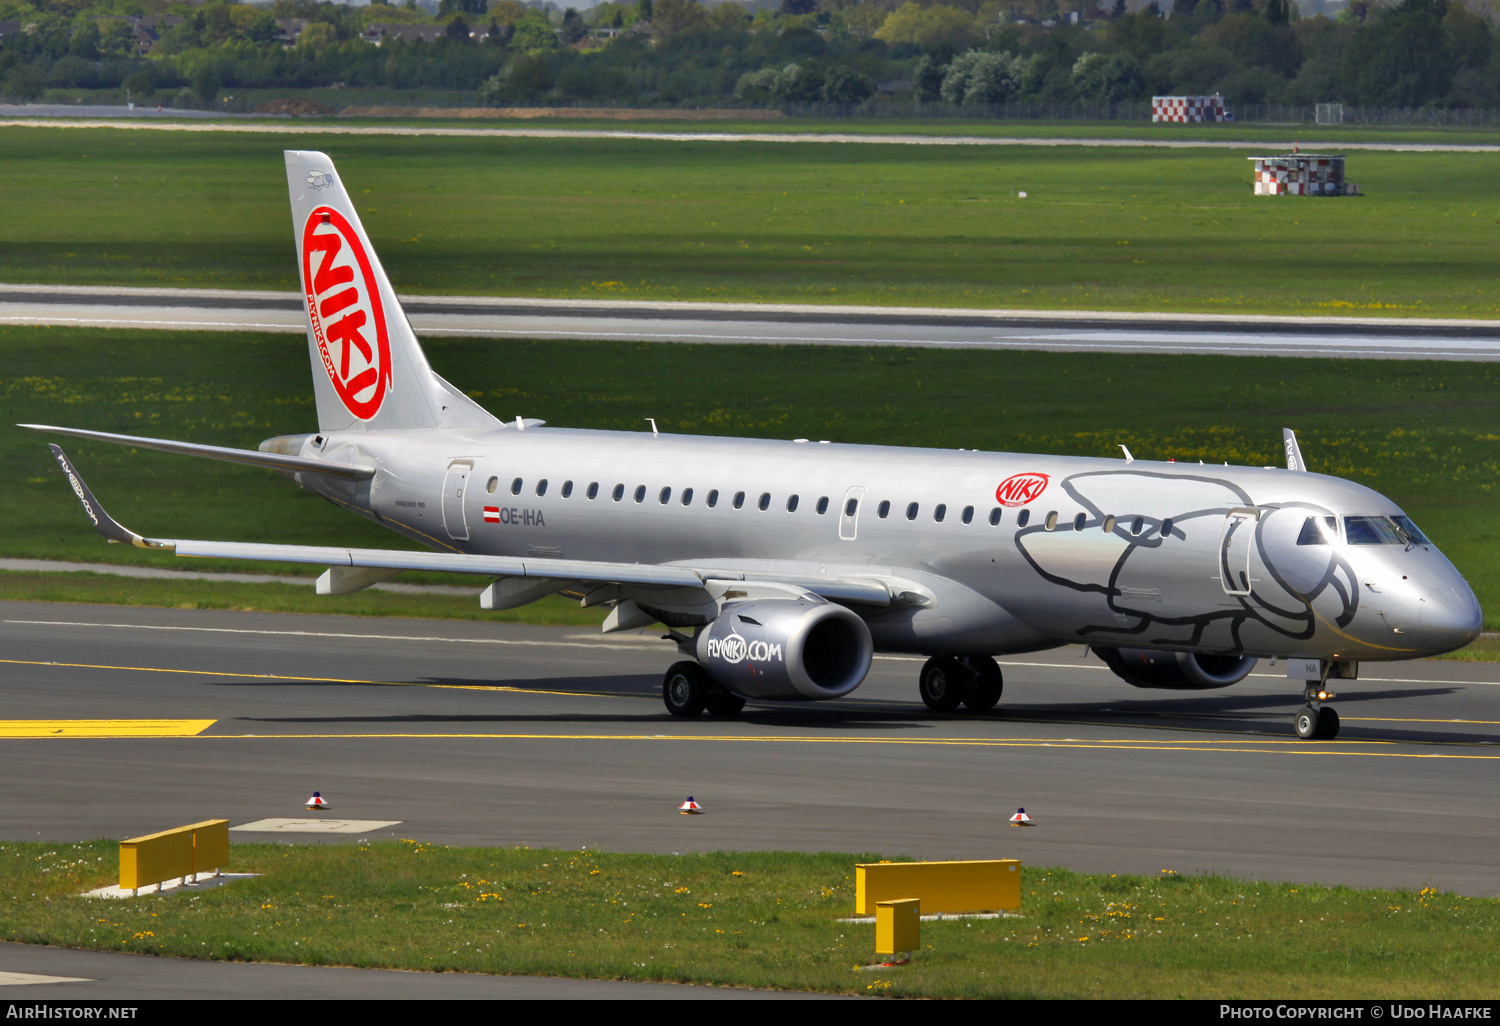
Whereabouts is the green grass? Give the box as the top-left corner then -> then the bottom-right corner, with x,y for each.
0,571 -> 606,626
4,125 -> 1500,316
4,840 -> 1497,998
3,326 -> 1498,627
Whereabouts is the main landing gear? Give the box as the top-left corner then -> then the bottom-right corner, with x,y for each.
918,656 -> 1003,713
662,661 -> 746,718
1294,681 -> 1340,740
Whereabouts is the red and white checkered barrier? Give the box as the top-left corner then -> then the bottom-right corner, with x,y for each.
1250,155 -> 1347,196
1152,95 -> 1229,123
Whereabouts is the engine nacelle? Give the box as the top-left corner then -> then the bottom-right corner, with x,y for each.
696,598 -> 873,701
1095,646 -> 1257,690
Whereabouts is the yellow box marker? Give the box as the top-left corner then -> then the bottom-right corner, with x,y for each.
856,859 -> 1021,915
875,898 -> 921,956
0,720 -> 216,738
120,820 -> 229,896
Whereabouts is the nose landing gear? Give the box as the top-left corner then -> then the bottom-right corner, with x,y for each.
1294,681 -> 1340,740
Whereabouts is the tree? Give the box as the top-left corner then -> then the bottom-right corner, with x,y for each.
479,50 -> 555,103
781,0 -> 818,12
874,3 -> 977,49
559,7 -> 588,43
1072,50 -> 1144,101
446,16 -> 471,39
652,0 -> 708,39
941,49 -> 1023,103
912,52 -> 949,100
190,63 -> 220,102
822,64 -> 875,103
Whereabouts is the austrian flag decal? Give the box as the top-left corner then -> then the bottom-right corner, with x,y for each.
302,207 -> 392,421
995,472 -> 1049,508
483,506 -> 500,523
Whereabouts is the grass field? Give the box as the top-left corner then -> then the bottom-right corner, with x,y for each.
3,326 -> 1497,629
3,840 -> 1496,998
3,125 -> 1499,316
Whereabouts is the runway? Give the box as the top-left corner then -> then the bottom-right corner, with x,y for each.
3,600 -> 1497,899
5,283 -> 1500,360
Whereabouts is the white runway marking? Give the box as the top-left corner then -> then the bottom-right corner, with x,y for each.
231,818 -> 401,833
0,972 -> 93,986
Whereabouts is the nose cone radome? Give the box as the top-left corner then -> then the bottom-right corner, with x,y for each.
1419,582 -> 1483,655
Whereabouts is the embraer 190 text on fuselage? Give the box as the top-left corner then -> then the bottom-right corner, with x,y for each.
27,150 -> 1482,741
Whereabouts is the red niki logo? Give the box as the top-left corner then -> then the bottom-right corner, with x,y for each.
301,207 -> 391,420
995,472 -> 1049,508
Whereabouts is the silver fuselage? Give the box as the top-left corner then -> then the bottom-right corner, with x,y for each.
286,424 -> 1482,664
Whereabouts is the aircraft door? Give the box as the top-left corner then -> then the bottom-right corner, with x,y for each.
442,460 -> 473,541
1219,506 -> 1261,596
839,486 -> 865,541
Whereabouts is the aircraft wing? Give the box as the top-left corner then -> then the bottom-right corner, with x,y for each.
45,445 -> 896,611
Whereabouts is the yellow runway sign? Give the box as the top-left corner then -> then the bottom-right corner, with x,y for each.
0,720 -> 216,738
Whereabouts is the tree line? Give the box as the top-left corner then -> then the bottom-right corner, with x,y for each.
1,0 -> 1496,111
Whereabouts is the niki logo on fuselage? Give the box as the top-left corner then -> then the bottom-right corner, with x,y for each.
705,634 -> 784,664
301,207 -> 392,421
996,472 -> 1049,508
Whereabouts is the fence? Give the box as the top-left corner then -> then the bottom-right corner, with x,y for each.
778,100 -> 1500,126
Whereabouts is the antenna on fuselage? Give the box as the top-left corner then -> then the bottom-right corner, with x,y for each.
1119,445 -> 1134,463
646,418 -> 659,438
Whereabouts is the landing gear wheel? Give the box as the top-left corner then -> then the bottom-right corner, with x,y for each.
1316,705 -> 1340,740
961,656 -> 1003,712
1294,705 -> 1319,740
705,689 -> 746,718
663,661 -> 710,717
919,657 -> 965,712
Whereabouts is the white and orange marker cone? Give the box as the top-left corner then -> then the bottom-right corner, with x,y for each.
1009,807 -> 1033,826
306,791 -> 330,811
679,796 -> 703,815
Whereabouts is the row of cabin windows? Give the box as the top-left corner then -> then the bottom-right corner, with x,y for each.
483,475 -> 1170,535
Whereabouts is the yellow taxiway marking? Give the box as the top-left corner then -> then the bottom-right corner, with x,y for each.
0,719 -> 216,738
0,658 -> 643,701
71,731 -> 1491,760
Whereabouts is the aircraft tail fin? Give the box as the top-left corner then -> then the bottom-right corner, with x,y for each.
284,150 -> 498,434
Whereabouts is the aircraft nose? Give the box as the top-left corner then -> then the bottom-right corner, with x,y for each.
1419,581 -> 1483,654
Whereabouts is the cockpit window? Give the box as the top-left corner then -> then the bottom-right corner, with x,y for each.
1391,515 -> 1430,546
1297,516 -> 1337,546
1344,515 -> 1404,545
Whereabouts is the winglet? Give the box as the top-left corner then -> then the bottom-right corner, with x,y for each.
47,445 -> 172,550
1282,428 -> 1307,472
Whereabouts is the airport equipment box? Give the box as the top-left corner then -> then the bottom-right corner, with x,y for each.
1249,154 -> 1352,196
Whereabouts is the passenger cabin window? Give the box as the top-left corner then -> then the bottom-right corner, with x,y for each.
787,494 -> 799,512
536,479 -> 548,497
587,482 -> 599,500
814,496 -> 829,515
758,492 -> 771,511
486,477 -> 498,494
733,491 -> 746,509
561,481 -> 573,498
707,489 -> 719,508
659,487 -> 671,505
988,508 -> 1001,526
1103,515 -> 1116,533
1131,517 -> 1143,536
1073,512 -> 1086,531
878,500 -> 891,519
1016,509 -> 1030,527
1161,518 -> 1174,537
906,502 -> 919,521
962,506 -> 974,525
1345,516 -> 1404,545
511,478 -> 523,496
682,488 -> 694,506
1044,511 -> 1059,531
612,484 -> 624,502
1297,516 -> 1338,546
934,504 -> 947,523
634,485 -> 646,503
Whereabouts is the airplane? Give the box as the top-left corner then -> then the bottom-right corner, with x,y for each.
25,149 -> 1482,741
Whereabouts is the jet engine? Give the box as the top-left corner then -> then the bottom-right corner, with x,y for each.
695,597 -> 873,701
1095,646 -> 1257,690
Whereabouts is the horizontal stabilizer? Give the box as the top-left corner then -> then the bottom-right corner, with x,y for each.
21,424 -> 374,480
